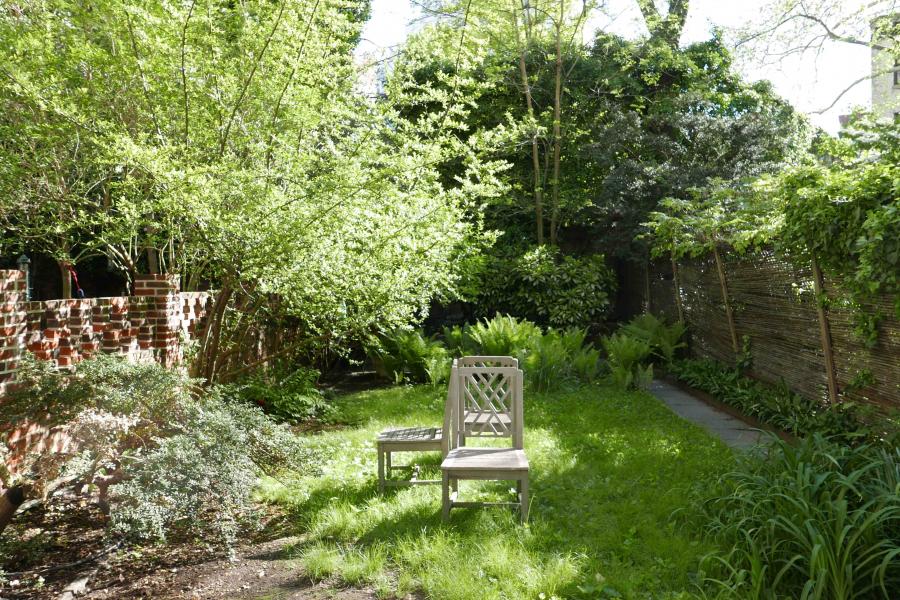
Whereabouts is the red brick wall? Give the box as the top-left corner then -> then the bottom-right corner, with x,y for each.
1,271 -> 212,476
0,272 -> 211,392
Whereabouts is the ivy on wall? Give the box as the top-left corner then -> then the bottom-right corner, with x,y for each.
643,116 -> 899,346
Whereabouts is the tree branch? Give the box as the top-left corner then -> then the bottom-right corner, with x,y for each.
180,0 -> 197,144
218,1 -> 287,158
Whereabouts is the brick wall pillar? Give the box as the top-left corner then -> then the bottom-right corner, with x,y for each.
0,270 -> 26,396
135,274 -> 181,367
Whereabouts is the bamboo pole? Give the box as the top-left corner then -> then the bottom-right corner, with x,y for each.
712,245 -> 739,354
811,254 -> 840,405
671,255 -> 684,323
644,258 -> 652,314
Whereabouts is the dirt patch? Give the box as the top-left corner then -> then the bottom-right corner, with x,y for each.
0,495 -> 374,600
83,536 -> 376,600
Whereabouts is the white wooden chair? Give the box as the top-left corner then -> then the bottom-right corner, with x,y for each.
376,356 -> 517,492
440,364 -> 529,522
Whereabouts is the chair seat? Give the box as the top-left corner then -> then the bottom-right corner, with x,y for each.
377,426 -> 441,442
441,447 -> 529,471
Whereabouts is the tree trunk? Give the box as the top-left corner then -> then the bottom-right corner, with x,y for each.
192,285 -> 233,383
636,0 -> 690,48
511,1 -> 544,245
549,0 -> 564,246
146,247 -> 159,274
58,260 -> 72,300
0,485 -> 28,535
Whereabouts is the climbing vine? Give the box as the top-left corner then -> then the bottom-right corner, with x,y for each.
643,116 -> 899,345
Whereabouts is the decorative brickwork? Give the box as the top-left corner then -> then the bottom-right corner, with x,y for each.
1,271 -> 212,475
0,272 -> 211,394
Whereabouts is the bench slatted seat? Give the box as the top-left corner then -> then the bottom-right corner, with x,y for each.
377,426 -> 439,442
376,356 -> 517,492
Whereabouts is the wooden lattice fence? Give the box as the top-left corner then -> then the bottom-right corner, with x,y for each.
649,249 -> 900,414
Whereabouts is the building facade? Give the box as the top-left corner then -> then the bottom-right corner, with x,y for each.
871,18 -> 899,121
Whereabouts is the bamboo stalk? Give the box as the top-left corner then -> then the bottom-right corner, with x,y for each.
811,254 -> 840,405
644,258 -> 652,314
671,255 -> 684,323
712,245 -> 739,354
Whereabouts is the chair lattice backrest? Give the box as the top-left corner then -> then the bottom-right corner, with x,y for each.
447,364 -> 524,450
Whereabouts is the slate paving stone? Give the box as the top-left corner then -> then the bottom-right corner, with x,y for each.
649,380 -> 765,450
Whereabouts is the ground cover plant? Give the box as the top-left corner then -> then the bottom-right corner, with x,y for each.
0,355 -> 311,546
227,362 -> 335,424
258,383 -> 731,599
691,434 -> 900,599
667,358 -> 893,443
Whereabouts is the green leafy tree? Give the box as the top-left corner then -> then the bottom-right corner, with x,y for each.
1,0 -> 509,375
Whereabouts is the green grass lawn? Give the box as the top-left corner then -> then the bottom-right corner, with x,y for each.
259,383 -> 733,599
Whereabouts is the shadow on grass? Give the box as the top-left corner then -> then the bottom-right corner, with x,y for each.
261,383 -> 731,599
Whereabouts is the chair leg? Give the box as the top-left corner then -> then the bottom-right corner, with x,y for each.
519,476 -> 529,523
377,445 -> 385,494
386,450 -> 392,476
442,472 -> 451,522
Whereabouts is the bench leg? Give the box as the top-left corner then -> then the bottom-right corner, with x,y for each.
451,477 -> 458,493
519,476 -> 529,523
441,472 -> 451,522
386,450 -> 392,476
377,445 -> 385,494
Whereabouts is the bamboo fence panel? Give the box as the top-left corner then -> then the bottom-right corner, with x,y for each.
649,249 -> 900,414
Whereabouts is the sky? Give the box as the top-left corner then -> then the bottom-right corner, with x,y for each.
357,0 -> 873,133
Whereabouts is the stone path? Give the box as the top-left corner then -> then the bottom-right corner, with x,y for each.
649,379 -> 764,450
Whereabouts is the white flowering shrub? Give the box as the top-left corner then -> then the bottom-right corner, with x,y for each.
1,355 -> 312,546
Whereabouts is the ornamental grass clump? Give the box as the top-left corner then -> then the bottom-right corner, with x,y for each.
694,434 -> 900,599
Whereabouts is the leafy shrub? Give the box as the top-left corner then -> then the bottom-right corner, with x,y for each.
442,323 -> 474,357
602,333 -> 653,390
475,246 -> 617,328
619,313 -> 687,365
1,355 -> 311,547
694,434 -> 900,598
669,358 -> 871,441
367,329 -> 449,385
228,364 -> 332,423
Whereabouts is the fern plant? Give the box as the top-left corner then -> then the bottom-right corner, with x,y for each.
367,329 -> 449,384
602,333 -> 653,390
466,314 -> 542,357
620,313 -> 687,365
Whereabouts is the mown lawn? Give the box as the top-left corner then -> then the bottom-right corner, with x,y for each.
258,384 -> 733,599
